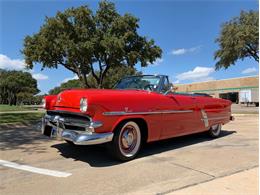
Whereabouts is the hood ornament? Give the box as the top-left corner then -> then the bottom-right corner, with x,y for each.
57,94 -> 62,103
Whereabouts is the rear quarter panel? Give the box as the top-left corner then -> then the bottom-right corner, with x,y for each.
197,96 -> 232,128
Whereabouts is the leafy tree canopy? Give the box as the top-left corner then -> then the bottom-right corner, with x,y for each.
214,10 -> 259,70
49,79 -> 82,95
23,1 -> 162,88
0,69 -> 40,105
49,66 -> 141,94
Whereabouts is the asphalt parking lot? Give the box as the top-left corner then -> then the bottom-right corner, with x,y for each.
0,115 -> 258,195
231,104 -> 259,114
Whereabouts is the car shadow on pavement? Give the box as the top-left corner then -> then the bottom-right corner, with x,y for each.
52,129 -> 236,167
0,121 -> 48,153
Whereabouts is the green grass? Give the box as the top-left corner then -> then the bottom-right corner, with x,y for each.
0,104 -> 39,112
0,112 -> 44,124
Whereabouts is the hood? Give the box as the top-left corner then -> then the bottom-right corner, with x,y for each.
54,88 -> 152,109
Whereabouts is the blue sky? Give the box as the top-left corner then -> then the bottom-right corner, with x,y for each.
0,0 -> 258,94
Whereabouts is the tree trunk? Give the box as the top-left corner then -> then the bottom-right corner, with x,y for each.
99,65 -> 110,89
90,64 -> 101,88
246,45 -> 259,62
82,74 -> 90,88
78,73 -> 90,88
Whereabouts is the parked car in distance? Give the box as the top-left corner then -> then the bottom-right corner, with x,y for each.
42,75 -> 234,161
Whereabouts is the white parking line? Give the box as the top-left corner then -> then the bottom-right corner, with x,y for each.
0,159 -> 71,178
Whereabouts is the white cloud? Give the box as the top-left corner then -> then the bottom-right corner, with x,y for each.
25,69 -> 34,74
148,58 -> 163,66
0,54 -> 26,70
62,75 -> 79,83
0,54 -> 50,81
171,46 -> 201,56
32,73 -> 48,80
171,49 -> 186,55
242,67 -> 257,74
176,66 -> 214,82
173,80 -> 180,84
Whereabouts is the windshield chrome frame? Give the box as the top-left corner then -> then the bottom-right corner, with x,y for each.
114,75 -> 168,93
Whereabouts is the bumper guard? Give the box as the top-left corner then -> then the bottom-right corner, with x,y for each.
41,113 -> 113,145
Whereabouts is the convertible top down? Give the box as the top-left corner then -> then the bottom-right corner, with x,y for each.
42,75 -> 234,161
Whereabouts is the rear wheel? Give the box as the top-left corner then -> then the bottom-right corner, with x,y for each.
208,124 -> 222,138
108,121 -> 142,161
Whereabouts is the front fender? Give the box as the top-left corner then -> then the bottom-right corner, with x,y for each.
93,112 -> 161,143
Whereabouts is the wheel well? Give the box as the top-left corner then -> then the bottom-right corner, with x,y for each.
114,118 -> 148,143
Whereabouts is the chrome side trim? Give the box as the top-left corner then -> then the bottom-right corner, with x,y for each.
202,116 -> 229,121
103,110 -> 193,116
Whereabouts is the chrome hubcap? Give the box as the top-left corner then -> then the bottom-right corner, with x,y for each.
122,130 -> 134,148
212,124 -> 220,135
119,122 -> 141,157
120,125 -> 138,154
118,121 -> 141,157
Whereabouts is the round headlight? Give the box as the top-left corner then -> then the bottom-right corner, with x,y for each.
42,98 -> 46,109
80,98 -> 88,112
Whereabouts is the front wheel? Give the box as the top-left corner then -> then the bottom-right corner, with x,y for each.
208,124 -> 222,138
108,121 -> 142,161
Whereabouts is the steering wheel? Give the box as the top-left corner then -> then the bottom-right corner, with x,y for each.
143,84 -> 154,91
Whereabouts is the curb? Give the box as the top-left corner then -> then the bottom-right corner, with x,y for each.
232,113 -> 259,116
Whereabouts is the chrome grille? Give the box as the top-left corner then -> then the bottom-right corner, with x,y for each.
46,110 -> 91,131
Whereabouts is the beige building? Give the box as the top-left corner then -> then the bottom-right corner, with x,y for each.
175,75 -> 259,103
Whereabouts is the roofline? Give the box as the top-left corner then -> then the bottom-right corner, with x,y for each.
175,75 -> 259,85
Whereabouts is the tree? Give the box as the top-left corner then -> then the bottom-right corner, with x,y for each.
214,10 -> 259,70
32,94 -> 46,105
0,69 -> 40,105
49,79 -> 82,95
49,66 -> 141,94
86,66 -> 142,89
22,1 -> 162,88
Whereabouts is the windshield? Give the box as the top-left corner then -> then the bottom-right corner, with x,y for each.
115,75 -> 161,91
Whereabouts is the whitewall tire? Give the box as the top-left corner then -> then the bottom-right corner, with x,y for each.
109,121 -> 142,161
208,124 -> 222,138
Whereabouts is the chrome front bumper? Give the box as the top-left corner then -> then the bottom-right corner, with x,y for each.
41,113 -> 113,145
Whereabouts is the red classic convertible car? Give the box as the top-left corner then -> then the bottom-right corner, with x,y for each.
42,75 -> 234,161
